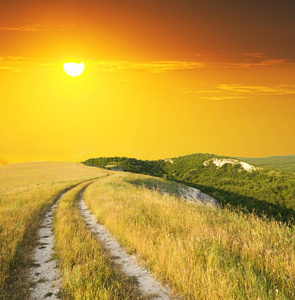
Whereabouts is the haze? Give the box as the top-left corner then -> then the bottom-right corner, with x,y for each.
1,0 -> 295,164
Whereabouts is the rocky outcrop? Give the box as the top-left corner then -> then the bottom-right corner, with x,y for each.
178,185 -> 220,209
203,158 -> 261,172
164,159 -> 174,164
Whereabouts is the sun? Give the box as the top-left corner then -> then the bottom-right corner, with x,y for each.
63,62 -> 85,77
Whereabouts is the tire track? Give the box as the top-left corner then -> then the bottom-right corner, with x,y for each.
29,197 -> 62,299
79,193 -> 173,300
29,182 -> 91,299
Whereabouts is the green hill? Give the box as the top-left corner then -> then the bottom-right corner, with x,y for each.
235,155 -> 295,172
83,154 -> 295,223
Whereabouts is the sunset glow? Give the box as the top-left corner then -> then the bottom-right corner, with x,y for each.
0,0 -> 295,164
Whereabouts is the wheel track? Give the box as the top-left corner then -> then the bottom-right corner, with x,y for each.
29,181 -> 94,299
29,199 -> 61,299
79,190 -> 174,300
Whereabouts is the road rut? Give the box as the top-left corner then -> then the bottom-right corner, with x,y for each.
79,195 -> 173,300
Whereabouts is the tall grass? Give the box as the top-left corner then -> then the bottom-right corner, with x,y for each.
54,182 -> 141,299
84,173 -> 295,299
0,162 -> 108,298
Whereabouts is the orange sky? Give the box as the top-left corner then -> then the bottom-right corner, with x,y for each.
1,0 -> 295,164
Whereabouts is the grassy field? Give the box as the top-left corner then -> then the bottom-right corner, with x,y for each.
1,162 -> 295,299
0,162 -> 108,298
84,172 -> 295,299
54,181 -> 141,299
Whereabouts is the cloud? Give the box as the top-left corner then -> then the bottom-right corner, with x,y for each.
0,55 -> 293,74
233,53 -> 266,58
213,59 -> 290,68
0,22 -> 76,32
200,96 -> 246,101
197,84 -> 295,101
90,58 -> 292,73
0,66 -> 21,72
91,60 -> 205,73
218,84 -> 295,96
7,56 -> 38,61
183,88 -> 192,94
0,56 -> 41,72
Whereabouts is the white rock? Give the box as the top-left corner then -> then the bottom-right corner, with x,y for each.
203,158 -> 261,172
178,186 -> 220,209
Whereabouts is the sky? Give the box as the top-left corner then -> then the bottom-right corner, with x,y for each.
1,0 -> 295,164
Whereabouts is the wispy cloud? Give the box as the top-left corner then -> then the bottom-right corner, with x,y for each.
90,60 -> 205,73
198,84 -> 295,101
218,84 -> 295,96
0,65 -> 21,72
200,96 -> 246,101
0,56 -> 43,72
0,55 -> 293,74
213,59 -> 290,68
89,57 -> 292,73
232,52 -> 266,58
0,22 -> 76,32
7,56 -> 38,61
183,88 -> 192,94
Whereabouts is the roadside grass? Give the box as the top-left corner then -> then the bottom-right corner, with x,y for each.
0,162 -> 108,298
127,174 -> 181,196
84,173 -> 295,300
54,182 -> 142,299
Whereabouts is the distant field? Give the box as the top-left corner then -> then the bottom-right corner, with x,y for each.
1,162 -> 295,299
236,155 -> 295,172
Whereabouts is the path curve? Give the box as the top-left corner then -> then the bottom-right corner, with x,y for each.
79,195 -> 173,300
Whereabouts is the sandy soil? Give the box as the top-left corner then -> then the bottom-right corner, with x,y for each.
79,196 -> 173,300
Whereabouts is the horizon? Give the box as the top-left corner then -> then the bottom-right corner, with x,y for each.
1,152 -> 295,166
1,0 -> 295,164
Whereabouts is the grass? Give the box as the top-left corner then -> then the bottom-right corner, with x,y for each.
1,161 -> 295,299
0,162 -> 108,299
84,172 -> 295,300
54,181 -> 141,299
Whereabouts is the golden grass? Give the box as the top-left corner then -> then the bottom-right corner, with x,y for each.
0,162 -> 108,298
84,173 -> 295,300
2,162 -> 295,299
54,181 -> 141,299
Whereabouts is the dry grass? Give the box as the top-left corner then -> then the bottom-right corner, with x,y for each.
54,181 -> 141,299
1,162 -> 295,299
84,173 -> 295,300
0,162 -> 108,298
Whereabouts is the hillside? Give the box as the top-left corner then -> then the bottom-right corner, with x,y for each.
1,162 -> 295,299
83,153 -> 295,222
235,155 -> 295,172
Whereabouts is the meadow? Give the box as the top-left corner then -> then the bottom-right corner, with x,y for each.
0,162 -> 108,299
54,181 -> 141,299
84,172 -> 295,299
0,162 -> 295,299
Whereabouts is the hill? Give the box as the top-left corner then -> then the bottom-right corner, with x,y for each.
83,153 -> 295,222
1,162 -> 295,299
235,155 -> 295,172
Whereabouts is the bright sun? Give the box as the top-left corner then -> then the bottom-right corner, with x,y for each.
63,62 -> 85,77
